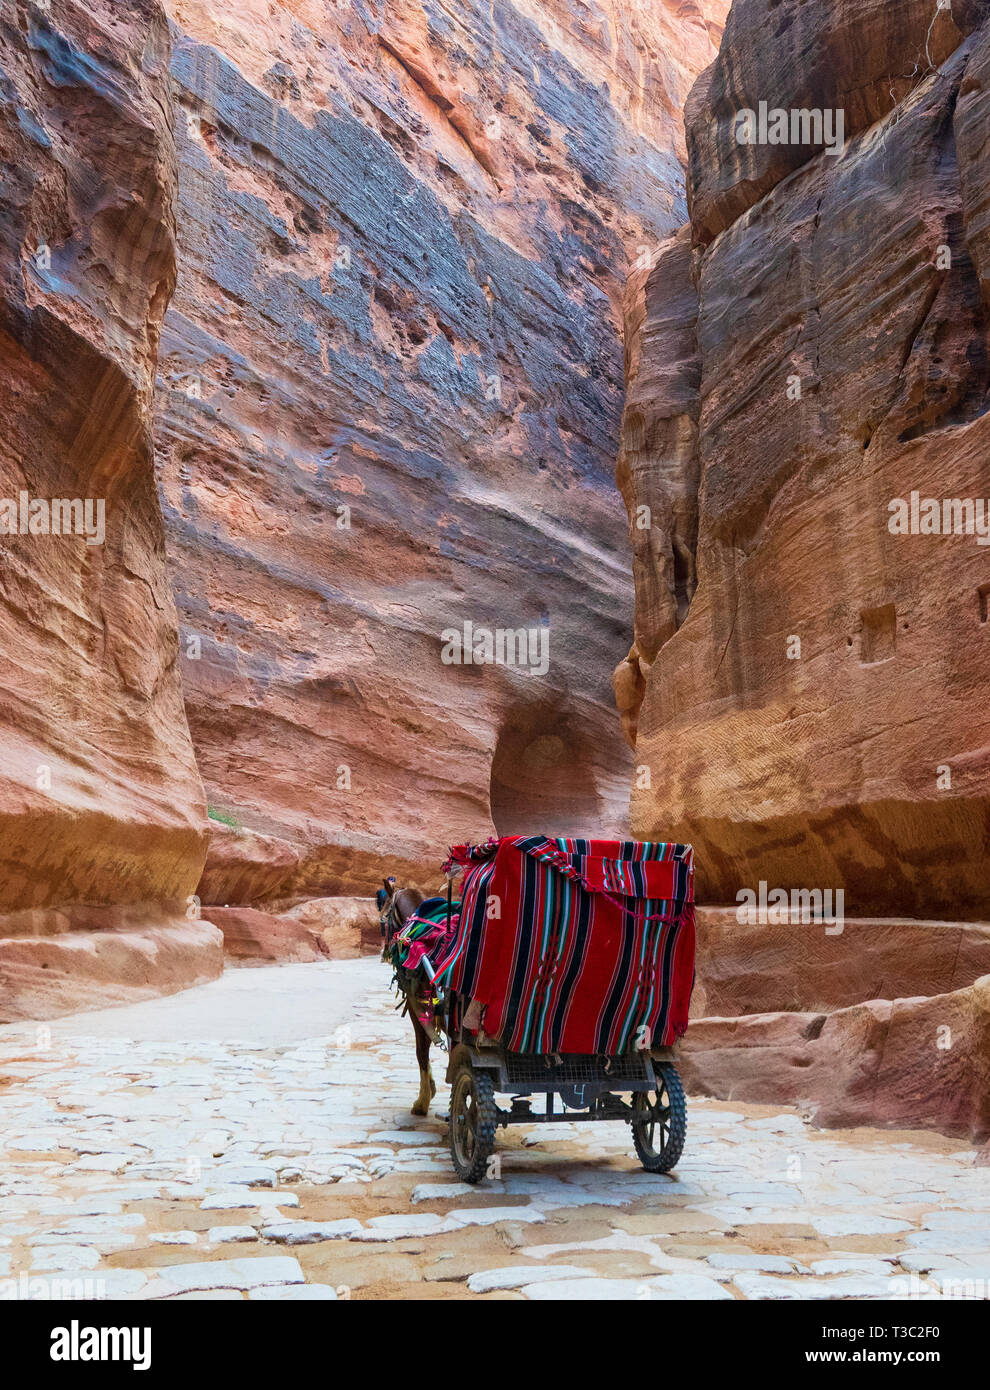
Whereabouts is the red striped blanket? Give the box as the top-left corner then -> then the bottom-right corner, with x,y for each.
433,836 -> 695,1055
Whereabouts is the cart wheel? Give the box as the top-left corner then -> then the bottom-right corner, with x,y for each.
449,1063 -> 497,1184
631,1063 -> 686,1173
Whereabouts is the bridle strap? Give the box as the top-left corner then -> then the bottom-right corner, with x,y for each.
381,896 -> 406,946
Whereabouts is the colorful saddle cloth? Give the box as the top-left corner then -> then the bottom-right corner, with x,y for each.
386,895 -> 460,975
430,835 -> 695,1055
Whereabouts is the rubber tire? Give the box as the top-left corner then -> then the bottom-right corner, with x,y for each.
449,1064 -> 498,1184
631,1062 -> 687,1174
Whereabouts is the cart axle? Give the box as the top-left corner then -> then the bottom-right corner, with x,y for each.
495,1095 -> 635,1126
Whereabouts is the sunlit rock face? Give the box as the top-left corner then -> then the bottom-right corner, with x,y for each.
619,0 -> 990,920
153,0 -> 725,895
0,0 -> 216,1019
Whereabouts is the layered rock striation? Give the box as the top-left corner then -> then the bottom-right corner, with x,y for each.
155,0 -> 725,898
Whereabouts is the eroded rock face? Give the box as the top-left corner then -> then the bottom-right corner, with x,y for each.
613,225 -> 701,746
202,896 -> 377,963
0,0 -> 213,1019
0,918 -> 222,1023
685,0 -> 987,246
956,17 -> 990,298
680,975 -> 990,1142
198,823 -> 300,906
692,908 -> 990,1017
621,8 -> 990,921
200,906 -> 328,965
275,896 -> 380,960
155,0 -> 725,894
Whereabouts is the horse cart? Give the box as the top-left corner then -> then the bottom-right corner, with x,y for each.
386,836 -> 696,1183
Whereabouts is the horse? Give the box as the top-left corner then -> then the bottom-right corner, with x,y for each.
376,877 -> 437,1116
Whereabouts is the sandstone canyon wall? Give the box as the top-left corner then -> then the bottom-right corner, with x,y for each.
0,0 -> 220,1020
155,0 -> 725,900
618,0 -> 990,922
616,0 -> 990,1137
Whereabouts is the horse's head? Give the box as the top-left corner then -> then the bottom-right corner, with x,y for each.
377,877 -> 425,945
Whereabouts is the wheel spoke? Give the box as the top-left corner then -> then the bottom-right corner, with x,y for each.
635,1087 -> 674,1160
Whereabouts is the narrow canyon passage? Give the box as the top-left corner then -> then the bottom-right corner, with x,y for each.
2,0 -> 990,1328
1,958 -> 987,1302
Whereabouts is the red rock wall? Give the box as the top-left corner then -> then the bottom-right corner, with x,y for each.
680,977 -> 990,1141
0,0 -> 219,1018
154,0 -> 725,896
690,908 -> 990,1018
618,0 -> 990,921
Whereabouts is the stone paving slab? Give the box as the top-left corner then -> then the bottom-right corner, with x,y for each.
142,1257 -> 305,1295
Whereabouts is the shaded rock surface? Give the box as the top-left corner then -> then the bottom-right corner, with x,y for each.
203,897 -> 378,964
692,908 -> 990,1017
613,225 -> 700,746
197,823 -> 300,906
681,975 -> 990,1142
684,902 -> 990,1139
685,0 -> 986,245
200,906 -> 328,965
0,0 -> 215,1018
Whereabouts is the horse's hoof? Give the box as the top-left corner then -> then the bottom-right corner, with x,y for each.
411,1101 -> 429,1116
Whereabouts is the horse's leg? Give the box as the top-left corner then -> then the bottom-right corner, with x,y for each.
410,1001 -> 435,1116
